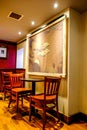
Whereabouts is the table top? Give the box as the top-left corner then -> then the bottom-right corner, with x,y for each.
20,78 -> 44,82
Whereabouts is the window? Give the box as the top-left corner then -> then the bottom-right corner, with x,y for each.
16,48 -> 24,68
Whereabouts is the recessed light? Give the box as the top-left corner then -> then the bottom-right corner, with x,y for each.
53,3 -> 58,9
18,31 -> 22,35
31,21 -> 35,25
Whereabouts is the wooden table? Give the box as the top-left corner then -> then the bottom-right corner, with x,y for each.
20,78 -> 44,95
11,87 -> 31,112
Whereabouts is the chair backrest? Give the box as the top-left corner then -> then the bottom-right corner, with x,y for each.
44,77 -> 61,98
1,71 -> 12,85
10,73 -> 24,88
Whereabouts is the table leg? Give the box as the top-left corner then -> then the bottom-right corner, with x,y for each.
31,81 -> 36,114
32,81 -> 35,95
16,93 -> 18,112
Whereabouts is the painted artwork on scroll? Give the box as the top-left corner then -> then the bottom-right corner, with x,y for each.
29,18 -> 66,76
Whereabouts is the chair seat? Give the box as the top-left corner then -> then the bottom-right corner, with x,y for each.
31,94 -> 56,101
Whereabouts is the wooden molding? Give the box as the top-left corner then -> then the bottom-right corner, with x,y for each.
48,110 -> 87,124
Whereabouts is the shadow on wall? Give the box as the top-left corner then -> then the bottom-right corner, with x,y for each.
59,77 -> 67,97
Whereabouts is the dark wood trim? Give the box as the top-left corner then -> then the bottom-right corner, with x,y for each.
0,40 -> 17,45
79,112 -> 87,122
48,110 -> 87,124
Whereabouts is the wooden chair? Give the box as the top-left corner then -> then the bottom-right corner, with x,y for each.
8,73 -> 24,108
8,73 -> 31,110
29,76 -> 61,130
1,71 -> 12,100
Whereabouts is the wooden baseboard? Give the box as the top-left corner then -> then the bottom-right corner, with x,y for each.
60,112 -> 80,124
78,112 -> 87,122
48,110 -> 87,124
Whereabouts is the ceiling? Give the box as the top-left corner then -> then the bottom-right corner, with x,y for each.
0,0 -> 87,43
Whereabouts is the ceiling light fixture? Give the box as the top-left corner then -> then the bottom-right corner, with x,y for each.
31,21 -> 35,25
18,32 -> 22,35
53,3 -> 58,9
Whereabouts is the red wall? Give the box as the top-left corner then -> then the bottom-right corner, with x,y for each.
0,42 -> 17,69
